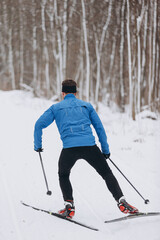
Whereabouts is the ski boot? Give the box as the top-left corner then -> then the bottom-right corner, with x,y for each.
118,197 -> 139,214
58,200 -> 75,219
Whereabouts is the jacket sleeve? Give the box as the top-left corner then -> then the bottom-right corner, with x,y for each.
89,104 -> 110,154
34,106 -> 55,150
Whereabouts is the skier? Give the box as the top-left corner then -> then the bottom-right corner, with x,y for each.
34,79 -> 138,219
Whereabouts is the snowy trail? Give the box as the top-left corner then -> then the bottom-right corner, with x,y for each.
1,170 -> 23,240
0,90 -> 160,240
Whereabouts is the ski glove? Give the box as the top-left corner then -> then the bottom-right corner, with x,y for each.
35,148 -> 43,152
103,153 -> 110,159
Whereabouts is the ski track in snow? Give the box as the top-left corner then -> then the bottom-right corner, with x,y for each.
0,90 -> 160,240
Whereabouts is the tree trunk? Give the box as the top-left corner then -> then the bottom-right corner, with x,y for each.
126,0 -> 133,118
41,0 -> 50,97
81,0 -> 90,101
8,28 -> 15,89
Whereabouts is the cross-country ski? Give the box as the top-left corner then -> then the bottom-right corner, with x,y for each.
105,212 -> 160,223
21,201 -> 99,231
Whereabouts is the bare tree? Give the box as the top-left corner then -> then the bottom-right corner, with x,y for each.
126,0 -> 133,118
81,0 -> 90,101
41,0 -> 50,97
94,0 -> 112,110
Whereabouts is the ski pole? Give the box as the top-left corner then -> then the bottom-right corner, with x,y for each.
109,158 -> 149,204
38,152 -> 52,196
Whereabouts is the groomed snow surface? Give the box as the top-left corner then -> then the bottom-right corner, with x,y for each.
0,90 -> 160,240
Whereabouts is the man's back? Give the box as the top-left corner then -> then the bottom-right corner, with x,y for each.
34,93 -> 109,154
52,94 -> 96,148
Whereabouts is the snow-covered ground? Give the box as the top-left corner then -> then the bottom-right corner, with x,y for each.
0,90 -> 160,240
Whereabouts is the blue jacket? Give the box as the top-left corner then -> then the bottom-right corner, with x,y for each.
34,94 -> 110,154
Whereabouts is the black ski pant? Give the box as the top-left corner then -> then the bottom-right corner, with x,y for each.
58,145 -> 123,202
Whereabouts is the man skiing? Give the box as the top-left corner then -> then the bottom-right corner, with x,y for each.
34,79 -> 138,219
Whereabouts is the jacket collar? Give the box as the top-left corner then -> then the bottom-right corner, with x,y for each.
64,94 -> 76,100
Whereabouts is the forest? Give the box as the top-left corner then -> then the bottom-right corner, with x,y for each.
0,0 -> 159,119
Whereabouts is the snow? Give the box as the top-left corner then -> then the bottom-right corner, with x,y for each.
0,90 -> 160,240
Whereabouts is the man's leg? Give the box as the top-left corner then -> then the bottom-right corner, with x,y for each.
58,148 -> 77,201
83,145 -> 138,213
83,145 -> 123,201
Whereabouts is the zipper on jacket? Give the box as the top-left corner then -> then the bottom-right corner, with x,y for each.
70,127 -> 73,133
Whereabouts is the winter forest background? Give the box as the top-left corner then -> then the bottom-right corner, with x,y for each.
0,0 -> 160,119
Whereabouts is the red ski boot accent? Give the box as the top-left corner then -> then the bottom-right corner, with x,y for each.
58,201 -> 75,219
118,198 -> 139,214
